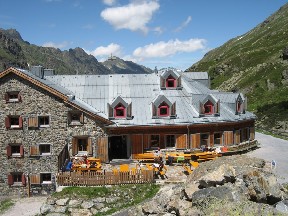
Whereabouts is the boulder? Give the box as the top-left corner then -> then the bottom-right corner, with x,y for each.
275,199 -> 288,213
55,198 -> 69,206
81,200 -> 94,209
40,204 -> 55,214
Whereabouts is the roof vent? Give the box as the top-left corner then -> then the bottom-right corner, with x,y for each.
67,94 -> 75,101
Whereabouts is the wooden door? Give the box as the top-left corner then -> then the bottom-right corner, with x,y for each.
97,137 -> 109,163
176,134 -> 187,149
224,131 -> 233,146
191,133 -> 200,149
131,134 -> 143,158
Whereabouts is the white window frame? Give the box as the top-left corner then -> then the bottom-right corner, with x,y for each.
38,116 -> 50,128
40,173 -> 52,184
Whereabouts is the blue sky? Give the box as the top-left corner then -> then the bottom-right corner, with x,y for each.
0,0 -> 287,70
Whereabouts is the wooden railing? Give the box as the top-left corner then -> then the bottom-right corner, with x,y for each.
56,169 -> 154,186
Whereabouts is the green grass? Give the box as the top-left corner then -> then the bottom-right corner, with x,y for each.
52,184 -> 160,215
0,199 -> 14,214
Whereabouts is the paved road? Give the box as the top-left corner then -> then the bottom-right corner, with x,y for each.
247,132 -> 288,184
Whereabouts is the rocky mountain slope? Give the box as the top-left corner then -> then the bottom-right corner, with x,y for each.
102,56 -> 152,74
0,28 -> 151,75
187,3 -> 288,136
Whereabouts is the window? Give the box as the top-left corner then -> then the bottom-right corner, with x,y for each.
114,103 -> 126,118
150,135 -> 160,148
72,137 -> 92,156
8,173 -> 26,186
204,100 -> 214,115
166,135 -> 175,148
166,75 -> 176,88
7,144 -> 24,157
214,133 -> 222,146
39,144 -> 51,155
38,116 -> 50,127
200,133 -> 209,146
68,111 -> 84,125
158,102 -> 169,117
5,91 -> 21,103
5,116 -> 23,129
78,138 -> 87,151
41,173 -> 52,184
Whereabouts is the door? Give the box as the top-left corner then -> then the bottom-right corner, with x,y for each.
97,137 -> 109,163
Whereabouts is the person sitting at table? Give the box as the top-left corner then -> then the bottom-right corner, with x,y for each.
167,154 -> 174,165
90,161 -> 97,168
65,159 -> 73,171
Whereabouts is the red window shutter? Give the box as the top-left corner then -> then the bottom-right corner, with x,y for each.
6,145 -> 12,157
199,102 -> 204,114
21,174 -> 26,186
127,103 -> 132,118
80,113 -> 84,124
19,116 -> 23,128
20,145 -> 24,157
152,104 -> 157,117
30,145 -> 40,156
160,77 -> 165,88
8,174 -> 13,185
171,102 -> 176,116
72,137 -> 78,155
5,117 -> 10,128
18,94 -> 22,102
87,137 -> 93,155
108,104 -> 113,118
30,174 -> 41,184
4,93 -> 9,102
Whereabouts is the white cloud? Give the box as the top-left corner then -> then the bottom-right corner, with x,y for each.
102,0 -> 117,6
153,26 -> 164,35
86,43 -> 122,58
132,38 -> 206,60
42,41 -> 69,49
174,16 -> 192,32
100,0 -> 160,33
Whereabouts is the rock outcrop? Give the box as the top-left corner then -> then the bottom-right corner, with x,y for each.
125,155 -> 288,216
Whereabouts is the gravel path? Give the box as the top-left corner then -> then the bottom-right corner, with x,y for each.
1,196 -> 47,216
247,132 -> 288,184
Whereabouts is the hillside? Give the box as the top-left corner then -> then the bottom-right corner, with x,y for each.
102,56 -> 152,74
0,28 -> 151,75
187,3 -> 288,136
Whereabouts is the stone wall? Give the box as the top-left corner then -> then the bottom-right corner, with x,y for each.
0,74 -> 106,196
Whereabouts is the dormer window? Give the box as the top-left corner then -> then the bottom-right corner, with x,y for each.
158,102 -> 169,116
199,95 -> 220,117
152,95 -> 176,118
160,70 -> 181,89
166,75 -> 176,88
108,96 -> 132,119
235,94 -> 245,114
204,100 -> 214,115
115,103 -> 126,118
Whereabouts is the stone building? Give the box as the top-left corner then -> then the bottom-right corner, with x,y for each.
0,67 -> 110,196
0,66 -> 257,196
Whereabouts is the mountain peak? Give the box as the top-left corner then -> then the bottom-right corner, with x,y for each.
0,28 -> 23,42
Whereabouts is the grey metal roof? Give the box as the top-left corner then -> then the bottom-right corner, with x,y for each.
46,70 -> 256,126
182,72 -> 209,80
14,68 -> 108,119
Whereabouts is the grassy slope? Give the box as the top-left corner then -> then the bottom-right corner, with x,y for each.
187,3 -> 288,133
